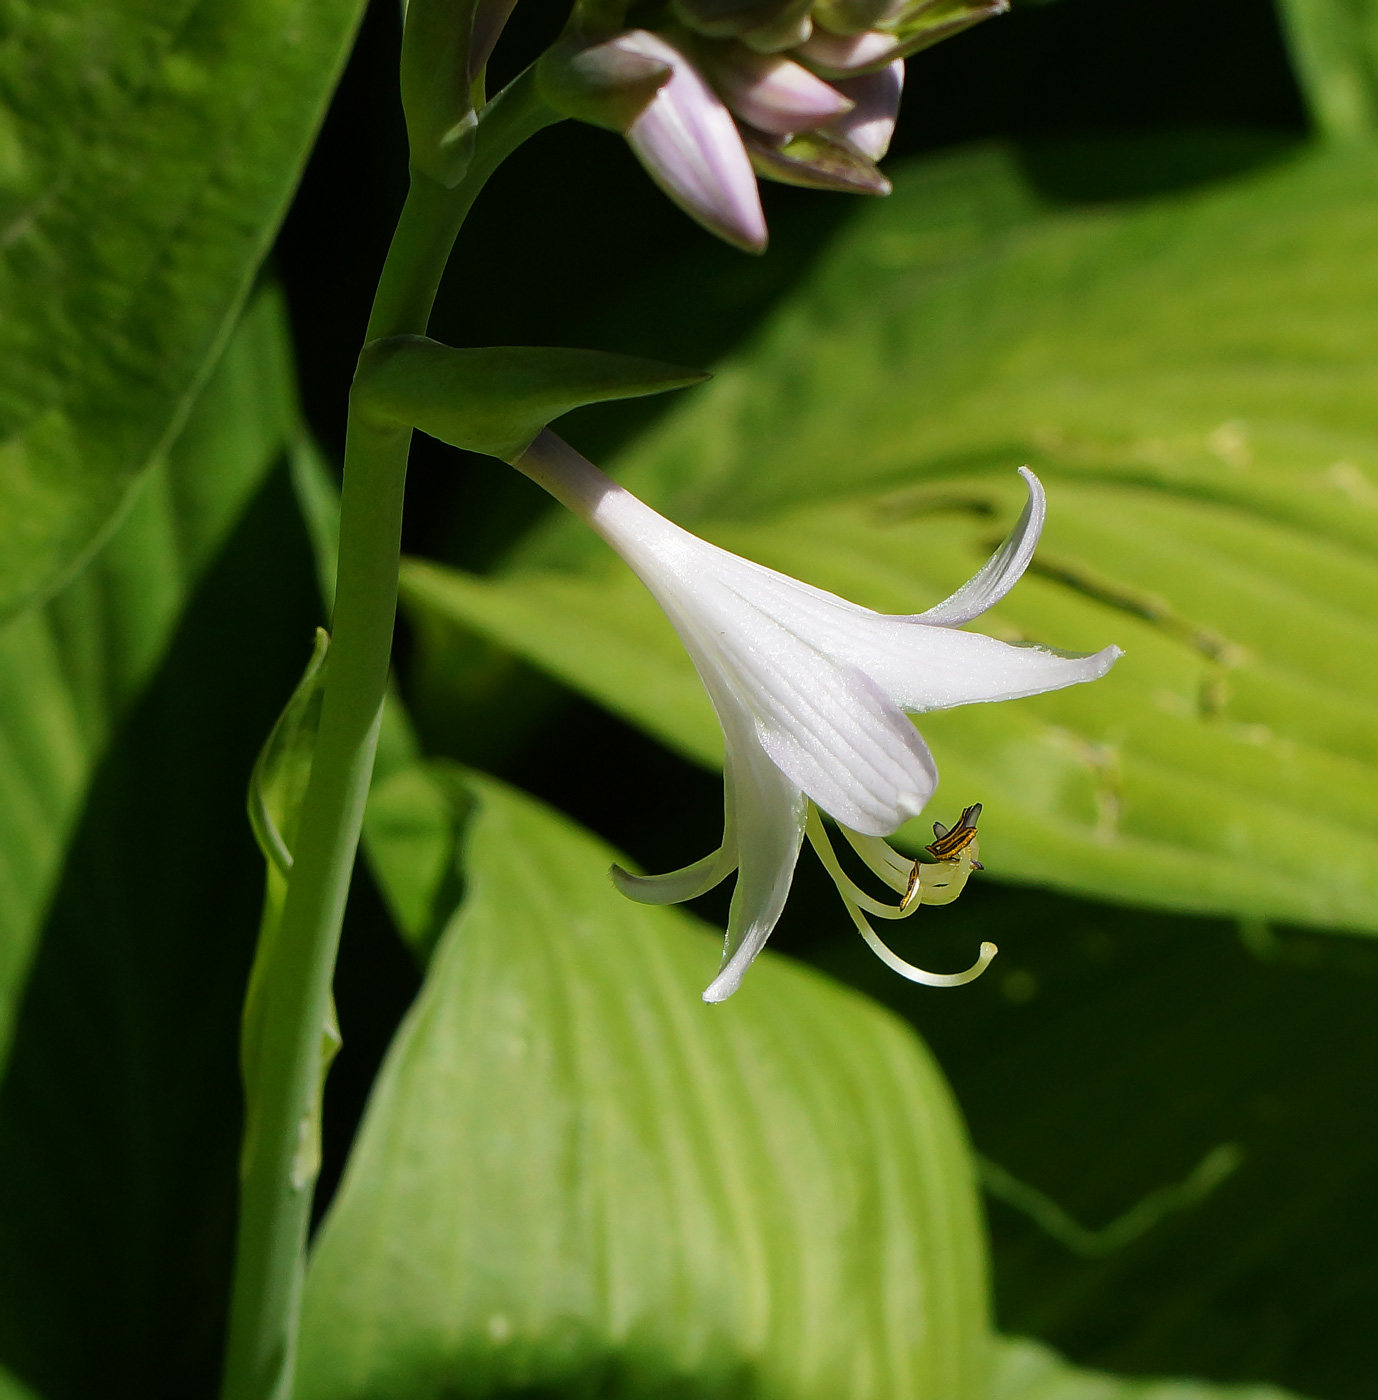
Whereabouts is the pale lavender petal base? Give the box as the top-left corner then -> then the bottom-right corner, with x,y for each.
620,30 -> 768,253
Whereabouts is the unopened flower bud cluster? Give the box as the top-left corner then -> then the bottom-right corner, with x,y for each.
538,0 -> 1007,249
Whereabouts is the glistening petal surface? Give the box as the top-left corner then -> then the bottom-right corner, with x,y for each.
625,522 -> 939,834
701,706 -> 808,1002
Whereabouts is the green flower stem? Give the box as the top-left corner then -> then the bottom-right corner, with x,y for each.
221,67 -> 559,1400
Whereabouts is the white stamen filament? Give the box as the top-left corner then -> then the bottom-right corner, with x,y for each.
805,806 -> 997,986
839,825 -> 914,892
805,806 -> 919,920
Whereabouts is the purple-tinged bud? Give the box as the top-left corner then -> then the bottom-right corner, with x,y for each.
797,0 -> 1006,75
705,47 -> 853,134
810,0 -> 894,38
401,0 -> 480,185
794,27 -> 900,76
674,0 -> 807,48
822,59 -> 902,159
619,31 -> 768,252
739,0 -> 814,53
400,0 -> 523,185
743,126 -> 892,194
537,32 -> 673,132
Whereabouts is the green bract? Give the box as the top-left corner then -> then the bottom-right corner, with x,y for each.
354,336 -> 709,460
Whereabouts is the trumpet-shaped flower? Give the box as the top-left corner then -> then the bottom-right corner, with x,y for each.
515,431 -> 1121,1002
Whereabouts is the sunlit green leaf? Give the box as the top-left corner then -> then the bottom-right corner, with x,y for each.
794,878 -> 1378,1400
402,141 -> 1378,935
990,1338 -> 1307,1399
0,0 -> 365,622
1275,0 -> 1378,141
298,773 -> 989,1400
0,284 -> 295,1067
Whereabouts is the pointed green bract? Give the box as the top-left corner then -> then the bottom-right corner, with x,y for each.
240,628 -> 342,1187
0,0 -> 366,624
401,140 -> 1378,936
354,336 -> 709,460
297,774 -> 989,1400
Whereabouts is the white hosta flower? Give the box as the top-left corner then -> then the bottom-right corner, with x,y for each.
515,430 -> 1122,1002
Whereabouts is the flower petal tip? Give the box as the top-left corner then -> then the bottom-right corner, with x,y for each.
701,971 -> 739,1004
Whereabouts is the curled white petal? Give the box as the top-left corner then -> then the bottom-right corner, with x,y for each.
620,30 -> 768,253
612,845 -> 737,904
914,465 -> 1045,626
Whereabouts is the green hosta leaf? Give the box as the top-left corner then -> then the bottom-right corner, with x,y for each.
0,0 -> 365,622
0,442 -> 324,1394
990,1338 -> 1308,1400
297,774 -> 989,1400
402,140 -> 1378,935
0,1367 -> 39,1400
1275,0 -> 1378,140
799,864 -> 1378,1399
0,284 -> 295,1068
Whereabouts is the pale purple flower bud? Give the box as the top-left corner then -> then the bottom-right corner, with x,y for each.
706,47 -> 854,135
675,0 -> 807,46
620,30 -> 768,253
794,27 -> 903,77
822,59 -> 903,159
797,0 -> 1006,76
739,2 -> 813,53
536,32 -> 673,132
809,0 -> 895,39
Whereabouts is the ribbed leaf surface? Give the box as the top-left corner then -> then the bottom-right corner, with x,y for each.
0,0 -> 364,620
298,774 -> 988,1400
0,286 -> 295,1063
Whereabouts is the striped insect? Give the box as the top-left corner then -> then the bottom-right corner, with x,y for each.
924,802 -> 984,870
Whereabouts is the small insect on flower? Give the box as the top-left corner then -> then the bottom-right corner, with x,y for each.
924,802 -> 984,869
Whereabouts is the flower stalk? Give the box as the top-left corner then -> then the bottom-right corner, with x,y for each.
219,68 -> 559,1400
